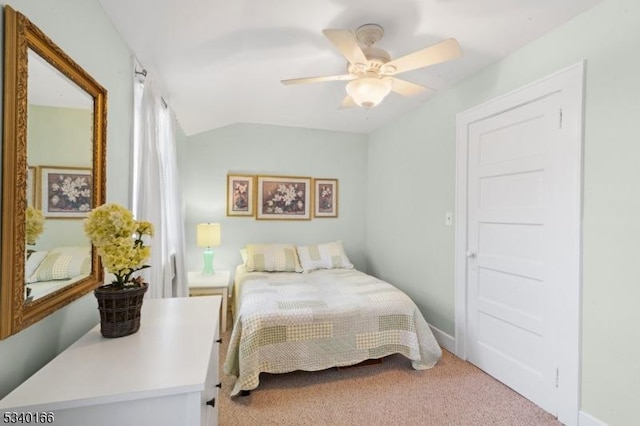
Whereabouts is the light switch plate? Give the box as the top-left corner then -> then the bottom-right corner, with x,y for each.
445,212 -> 453,226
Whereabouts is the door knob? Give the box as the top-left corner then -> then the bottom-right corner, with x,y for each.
466,251 -> 477,259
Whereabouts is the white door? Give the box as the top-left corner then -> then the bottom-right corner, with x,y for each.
456,63 -> 583,425
467,94 -> 559,413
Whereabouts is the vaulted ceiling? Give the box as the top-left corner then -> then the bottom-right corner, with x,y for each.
98,0 -> 605,136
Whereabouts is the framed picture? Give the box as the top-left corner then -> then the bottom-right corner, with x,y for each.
38,166 -> 92,218
314,178 -> 338,218
27,166 -> 36,207
227,174 -> 255,217
257,175 -> 312,220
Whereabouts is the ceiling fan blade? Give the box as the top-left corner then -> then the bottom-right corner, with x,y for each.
322,29 -> 368,66
389,78 -> 432,97
281,74 -> 354,85
339,95 -> 357,109
385,38 -> 462,75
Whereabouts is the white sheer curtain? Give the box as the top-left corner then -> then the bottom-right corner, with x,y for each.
132,70 -> 188,298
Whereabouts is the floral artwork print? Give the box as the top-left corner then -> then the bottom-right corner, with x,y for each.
39,167 -> 92,218
227,174 -> 255,216
232,179 -> 250,212
262,182 -> 306,215
257,176 -> 311,220
313,178 -> 338,218
48,173 -> 91,212
318,183 -> 334,212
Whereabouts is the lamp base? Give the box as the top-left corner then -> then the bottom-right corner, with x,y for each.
202,248 -> 215,276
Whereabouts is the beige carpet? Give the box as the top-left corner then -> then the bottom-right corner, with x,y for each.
218,331 -> 561,426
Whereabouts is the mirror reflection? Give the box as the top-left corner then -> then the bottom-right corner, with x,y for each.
25,49 -> 94,303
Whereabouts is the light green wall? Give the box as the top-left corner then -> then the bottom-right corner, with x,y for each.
367,0 -> 640,423
28,105 -> 92,167
179,123 -> 368,279
28,105 -> 92,250
0,0 -> 133,398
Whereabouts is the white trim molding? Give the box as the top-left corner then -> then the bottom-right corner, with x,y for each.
429,325 -> 455,354
579,411 -> 608,426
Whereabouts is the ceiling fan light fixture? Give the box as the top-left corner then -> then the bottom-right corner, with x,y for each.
283,24 -> 462,109
346,77 -> 392,108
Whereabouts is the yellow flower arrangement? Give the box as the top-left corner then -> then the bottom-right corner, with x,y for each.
84,203 -> 153,288
25,206 -> 45,245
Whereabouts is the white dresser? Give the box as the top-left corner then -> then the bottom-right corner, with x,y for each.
0,296 -> 222,426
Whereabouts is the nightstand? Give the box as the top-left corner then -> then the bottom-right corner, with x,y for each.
188,270 -> 230,332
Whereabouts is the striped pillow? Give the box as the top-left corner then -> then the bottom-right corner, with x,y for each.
28,246 -> 91,283
296,241 -> 354,272
245,244 -> 302,272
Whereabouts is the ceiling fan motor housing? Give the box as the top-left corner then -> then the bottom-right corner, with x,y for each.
348,47 -> 391,76
348,24 -> 394,77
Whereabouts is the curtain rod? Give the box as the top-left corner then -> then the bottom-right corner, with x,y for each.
134,68 -> 168,109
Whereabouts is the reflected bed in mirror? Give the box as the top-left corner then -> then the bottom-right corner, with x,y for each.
24,246 -> 91,303
0,6 -> 107,339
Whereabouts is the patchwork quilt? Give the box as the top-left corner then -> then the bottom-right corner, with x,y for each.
224,267 -> 442,396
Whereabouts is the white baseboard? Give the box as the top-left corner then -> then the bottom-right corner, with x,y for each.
579,411 -> 607,426
429,324 -> 455,353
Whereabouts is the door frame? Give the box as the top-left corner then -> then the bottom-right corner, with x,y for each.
454,61 -> 585,426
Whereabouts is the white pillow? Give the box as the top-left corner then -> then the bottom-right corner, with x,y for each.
29,246 -> 91,282
25,251 -> 48,280
240,248 -> 248,265
245,244 -> 302,272
296,241 -> 354,272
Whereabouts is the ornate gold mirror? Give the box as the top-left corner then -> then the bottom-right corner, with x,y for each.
0,6 -> 106,339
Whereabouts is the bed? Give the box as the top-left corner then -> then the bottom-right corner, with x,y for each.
223,242 -> 442,396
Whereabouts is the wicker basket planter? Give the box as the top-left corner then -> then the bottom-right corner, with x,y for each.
94,282 -> 148,338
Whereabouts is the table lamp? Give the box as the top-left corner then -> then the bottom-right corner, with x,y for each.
197,223 -> 220,276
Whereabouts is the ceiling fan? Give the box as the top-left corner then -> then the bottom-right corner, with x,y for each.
281,24 -> 463,109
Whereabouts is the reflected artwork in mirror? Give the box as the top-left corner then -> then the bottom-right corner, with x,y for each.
1,6 -> 107,339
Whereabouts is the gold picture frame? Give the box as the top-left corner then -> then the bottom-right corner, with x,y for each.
256,175 -> 312,220
38,166 -> 93,218
313,178 -> 338,218
226,174 -> 255,217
